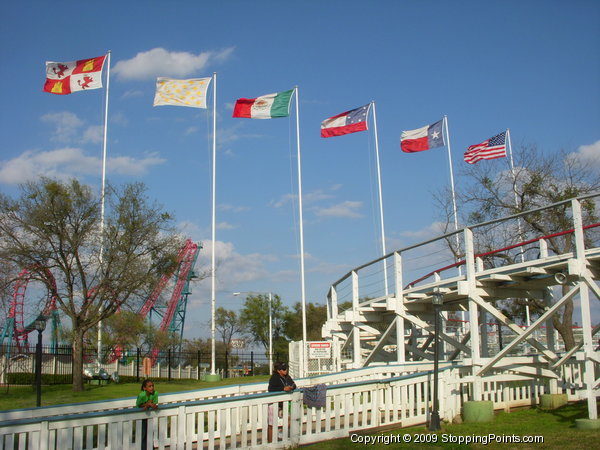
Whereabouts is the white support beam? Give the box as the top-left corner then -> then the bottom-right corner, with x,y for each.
477,283 -> 580,376
468,293 -> 558,362
572,199 -> 598,420
352,271 -> 361,369
397,310 -> 472,356
465,227 -> 483,400
394,251 -> 406,364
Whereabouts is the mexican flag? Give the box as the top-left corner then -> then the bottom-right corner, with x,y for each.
232,89 -> 293,119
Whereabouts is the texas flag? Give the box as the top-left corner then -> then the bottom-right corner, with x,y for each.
321,103 -> 371,138
400,119 -> 445,153
44,55 -> 106,95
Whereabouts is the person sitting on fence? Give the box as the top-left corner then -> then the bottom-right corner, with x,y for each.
267,362 -> 296,442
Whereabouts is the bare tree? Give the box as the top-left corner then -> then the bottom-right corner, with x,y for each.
214,307 -> 244,349
0,178 -> 182,390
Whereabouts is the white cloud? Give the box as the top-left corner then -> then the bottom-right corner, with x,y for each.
399,221 -> 446,241
0,148 -> 166,184
122,89 -> 144,99
218,203 -> 250,213
82,125 -> 104,144
569,140 -> 600,170
112,47 -> 234,81
107,152 -> 166,176
110,112 -> 129,126
41,111 -> 83,143
314,201 -> 363,218
216,221 -> 237,230
40,111 -> 116,145
272,187 -> 338,208
216,122 -> 263,147
197,240 -> 275,292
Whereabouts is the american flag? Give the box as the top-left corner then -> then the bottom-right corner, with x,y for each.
464,131 -> 507,164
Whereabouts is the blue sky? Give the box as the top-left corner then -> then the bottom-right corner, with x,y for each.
1,1 -> 599,338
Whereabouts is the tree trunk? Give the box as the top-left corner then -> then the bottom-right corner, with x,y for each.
552,297 -> 576,351
72,328 -> 86,392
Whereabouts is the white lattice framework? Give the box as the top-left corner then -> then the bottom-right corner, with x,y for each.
322,194 -> 600,420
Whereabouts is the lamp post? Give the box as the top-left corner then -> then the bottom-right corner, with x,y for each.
429,290 -> 443,431
233,291 -> 273,374
34,316 -> 47,407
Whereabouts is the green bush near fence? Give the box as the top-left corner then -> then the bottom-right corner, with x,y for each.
6,372 -> 71,385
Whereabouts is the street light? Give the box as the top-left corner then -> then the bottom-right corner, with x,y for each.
34,315 -> 47,407
429,289 -> 443,431
233,291 -> 273,374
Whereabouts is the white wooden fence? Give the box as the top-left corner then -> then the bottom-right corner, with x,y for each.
0,356 -> 593,449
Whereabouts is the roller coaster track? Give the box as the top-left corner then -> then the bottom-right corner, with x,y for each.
1,267 -> 59,354
322,193 -> 600,419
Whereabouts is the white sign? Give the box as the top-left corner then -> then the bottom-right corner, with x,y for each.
231,339 -> 246,349
308,341 -> 331,359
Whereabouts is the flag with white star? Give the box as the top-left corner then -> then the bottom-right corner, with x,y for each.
400,119 -> 445,152
464,131 -> 507,164
321,103 -> 371,138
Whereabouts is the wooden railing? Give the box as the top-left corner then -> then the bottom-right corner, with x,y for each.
0,361 -> 442,422
0,356 -> 593,449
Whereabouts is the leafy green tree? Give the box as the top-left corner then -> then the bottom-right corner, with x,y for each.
181,337 -> 229,368
239,294 -> 288,353
436,145 -> 600,349
0,178 -> 182,391
283,302 -> 327,341
101,311 -> 147,350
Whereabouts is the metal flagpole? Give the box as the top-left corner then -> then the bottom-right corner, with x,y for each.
443,115 -> 466,333
294,87 -> 308,358
370,102 -> 388,295
97,50 -> 111,363
506,129 -> 530,326
211,72 -> 218,375
443,115 -> 460,238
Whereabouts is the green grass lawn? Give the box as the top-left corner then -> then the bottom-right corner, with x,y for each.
0,375 -> 269,410
303,402 -> 599,449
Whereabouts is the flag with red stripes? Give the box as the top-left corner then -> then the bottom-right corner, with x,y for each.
464,131 -> 507,164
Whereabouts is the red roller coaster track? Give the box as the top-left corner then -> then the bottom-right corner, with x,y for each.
6,267 -> 58,351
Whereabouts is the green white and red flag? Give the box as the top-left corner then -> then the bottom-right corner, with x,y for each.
232,89 -> 293,119
44,55 -> 106,95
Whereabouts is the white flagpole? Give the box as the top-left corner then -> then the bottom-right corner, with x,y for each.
294,87 -> 308,349
370,102 -> 388,295
210,72 -> 218,375
97,50 -> 111,363
443,116 -> 466,334
443,115 -> 460,238
507,129 -> 530,326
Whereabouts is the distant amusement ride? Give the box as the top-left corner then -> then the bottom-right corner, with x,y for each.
0,239 -> 201,360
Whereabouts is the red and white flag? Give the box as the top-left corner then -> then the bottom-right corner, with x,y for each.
400,119 -> 444,152
44,55 -> 107,95
321,104 -> 370,138
464,131 -> 507,164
